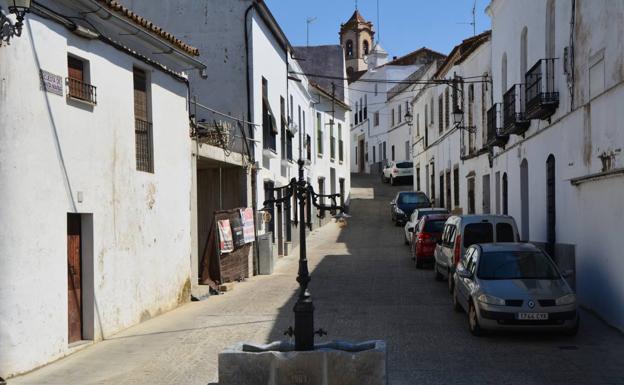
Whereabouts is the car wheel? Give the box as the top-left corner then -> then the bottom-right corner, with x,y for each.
434,263 -> 444,281
453,288 -> 463,312
563,316 -> 580,337
448,270 -> 454,293
469,301 -> 483,336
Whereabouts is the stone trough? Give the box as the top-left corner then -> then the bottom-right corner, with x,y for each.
218,340 -> 387,385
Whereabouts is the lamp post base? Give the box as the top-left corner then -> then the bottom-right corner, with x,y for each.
294,296 -> 315,351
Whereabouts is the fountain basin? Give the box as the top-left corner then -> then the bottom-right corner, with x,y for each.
218,340 -> 386,385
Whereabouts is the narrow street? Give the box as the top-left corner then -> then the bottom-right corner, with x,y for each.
11,174 -> 624,385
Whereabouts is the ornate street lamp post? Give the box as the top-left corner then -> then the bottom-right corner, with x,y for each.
263,159 -> 345,351
1,0 -> 32,45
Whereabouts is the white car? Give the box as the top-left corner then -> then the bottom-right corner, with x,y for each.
381,161 -> 413,185
403,207 -> 450,244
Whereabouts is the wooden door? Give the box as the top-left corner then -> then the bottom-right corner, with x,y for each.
67,214 -> 82,344
67,56 -> 84,99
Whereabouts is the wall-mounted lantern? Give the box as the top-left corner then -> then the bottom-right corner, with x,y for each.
404,108 -> 414,127
1,0 -> 32,45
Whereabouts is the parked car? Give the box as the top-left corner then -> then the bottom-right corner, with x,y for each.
382,161 -> 413,185
403,207 -> 450,244
390,191 -> 431,225
434,215 -> 520,292
453,243 -> 579,336
410,214 -> 450,268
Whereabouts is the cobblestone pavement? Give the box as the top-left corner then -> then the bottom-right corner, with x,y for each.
10,174 -> 624,385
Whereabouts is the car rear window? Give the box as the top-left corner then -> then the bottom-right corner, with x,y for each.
463,223 -> 493,248
496,222 -> 515,242
396,162 -> 413,169
417,210 -> 448,219
423,220 -> 446,233
398,192 -> 428,204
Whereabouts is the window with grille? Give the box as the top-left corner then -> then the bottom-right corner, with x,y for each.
133,67 -> 153,173
444,89 -> 450,129
317,112 -> 323,156
374,112 -> 379,126
438,95 -> 443,133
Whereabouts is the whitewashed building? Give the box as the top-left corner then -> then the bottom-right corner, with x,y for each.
412,31 -> 492,213
0,0 -> 205,378
486,0 -> 624,330
119,0 -> 351,266
414,0 -> 624,331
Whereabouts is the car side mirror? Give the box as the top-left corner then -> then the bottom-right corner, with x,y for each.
408,227 -> 414,233
436,239 -> 442,245
390,201 -> 395,206
562,269 -> 574,278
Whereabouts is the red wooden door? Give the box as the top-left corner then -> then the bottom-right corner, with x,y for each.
67,214 -> 82,344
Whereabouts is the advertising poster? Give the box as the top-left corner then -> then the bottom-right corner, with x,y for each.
230,215 -> 245,248
218,219 -> 234,253
241,208 -> 255,244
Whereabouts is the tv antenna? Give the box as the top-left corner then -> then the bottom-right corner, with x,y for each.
306,16 -> 317,46
457,0 -> 476,36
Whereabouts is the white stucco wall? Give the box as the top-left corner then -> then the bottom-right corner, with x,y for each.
0,14 -> 192,377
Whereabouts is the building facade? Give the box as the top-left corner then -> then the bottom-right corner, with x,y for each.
0,0 -> 204,377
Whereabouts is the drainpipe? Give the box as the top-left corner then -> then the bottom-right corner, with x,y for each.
245,1 -> 260,274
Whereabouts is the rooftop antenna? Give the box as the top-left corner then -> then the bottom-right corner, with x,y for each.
457,0 -> 476,36
376,0 -> 380,43
306,16 -> 317,46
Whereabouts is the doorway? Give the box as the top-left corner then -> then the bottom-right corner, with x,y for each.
358,138 -> 365,173
520,159 -> 530,241
546,155 -> 556,253
482,174 -> 491,214
67,214 -> 83,344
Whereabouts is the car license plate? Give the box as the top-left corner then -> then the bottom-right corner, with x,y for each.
517,313 -> 549,320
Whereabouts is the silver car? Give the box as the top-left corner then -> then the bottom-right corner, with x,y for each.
453,243 -> 579,336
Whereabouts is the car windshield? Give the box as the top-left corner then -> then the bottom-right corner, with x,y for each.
463,223 -> 493,248
396,162 -> 413,169
477,251 -> 560,280
398,192 -> 428,205
423,220 -> 446,233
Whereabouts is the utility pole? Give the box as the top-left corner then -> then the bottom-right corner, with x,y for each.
306,17 -> 317,47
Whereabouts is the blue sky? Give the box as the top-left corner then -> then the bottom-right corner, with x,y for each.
265,0 -> 491,58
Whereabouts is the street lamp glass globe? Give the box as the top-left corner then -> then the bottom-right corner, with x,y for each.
453,110 -> 463,125
404,110 -> 413,125
9,0 -> 31,11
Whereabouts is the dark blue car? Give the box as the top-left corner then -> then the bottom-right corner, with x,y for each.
391,191 -> 432,225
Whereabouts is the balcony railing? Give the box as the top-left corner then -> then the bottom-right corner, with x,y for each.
67,77 -> 97,105
503,83 -> 530,135
525,58 -> 559,120
486,103 -> 509,148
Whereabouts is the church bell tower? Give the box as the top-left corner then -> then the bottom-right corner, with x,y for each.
339,10 -> 374,79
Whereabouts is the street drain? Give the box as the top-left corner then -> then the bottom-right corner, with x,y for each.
558,345 -> 579,350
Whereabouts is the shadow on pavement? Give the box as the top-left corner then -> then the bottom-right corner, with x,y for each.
262,173 -> 624,385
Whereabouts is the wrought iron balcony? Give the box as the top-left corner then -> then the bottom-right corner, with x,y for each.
502,83 -> 530,136
486,103 -> 509,148
525,58 -> 559,120
67,77 -> 97,105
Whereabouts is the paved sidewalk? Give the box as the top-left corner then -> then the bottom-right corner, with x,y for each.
10,174 -> 624,385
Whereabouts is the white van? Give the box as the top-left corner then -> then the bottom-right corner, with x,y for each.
433,215 -> 520,292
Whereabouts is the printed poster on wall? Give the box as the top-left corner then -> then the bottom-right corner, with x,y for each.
230,215 -> 245,248
218,219 -> 234,253
240,208 -> 255,244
